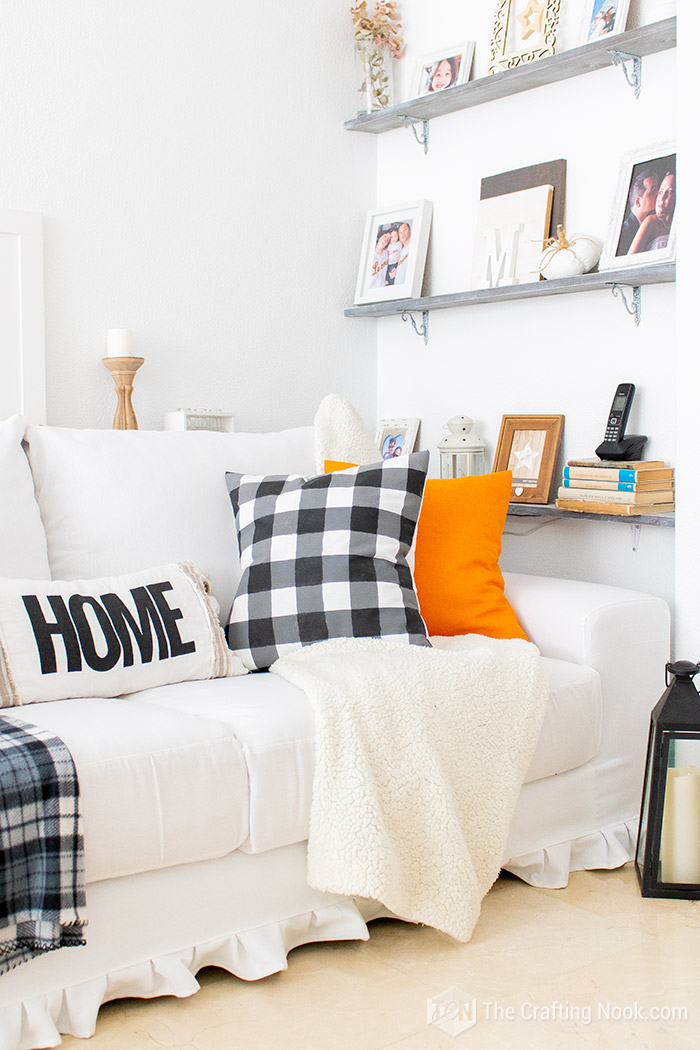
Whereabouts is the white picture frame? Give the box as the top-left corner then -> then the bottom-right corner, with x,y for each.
354,200 -> 433,305
375,418 -> 420,460
0,209 -> 46,423
411,43 -> 475,99
579,0 -> 631,44
471,185 -> 553,289
599,143 -> 676,271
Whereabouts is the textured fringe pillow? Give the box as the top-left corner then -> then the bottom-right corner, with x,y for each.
0,562 -> 247,707
226,452 -> 431,671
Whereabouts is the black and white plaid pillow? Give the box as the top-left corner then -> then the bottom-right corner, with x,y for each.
225,452 -> 431,670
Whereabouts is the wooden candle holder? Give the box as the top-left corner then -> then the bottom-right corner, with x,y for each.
102,356 -> 144,430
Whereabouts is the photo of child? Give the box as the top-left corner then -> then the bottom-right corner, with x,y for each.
420,55 -> 461,94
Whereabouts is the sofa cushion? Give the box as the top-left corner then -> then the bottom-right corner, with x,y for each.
225,453 -> 431,670
19,694 -> 250,883
523,658 -> 602,782
134,674 -> 316,855
23,423 -> 316,615
0,415 -> 50,579
131,652 -> 603,856
0,563 -> 245,707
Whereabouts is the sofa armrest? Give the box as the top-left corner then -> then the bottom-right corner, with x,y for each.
503,571 -> 671,769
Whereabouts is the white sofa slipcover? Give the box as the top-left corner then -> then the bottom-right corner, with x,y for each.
0,417 -> 671,1050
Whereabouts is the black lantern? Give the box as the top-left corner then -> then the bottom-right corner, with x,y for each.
636,660 -> 700,899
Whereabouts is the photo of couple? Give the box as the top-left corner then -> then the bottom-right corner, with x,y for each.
369,219 -> 412,289
615,153 -> 676,258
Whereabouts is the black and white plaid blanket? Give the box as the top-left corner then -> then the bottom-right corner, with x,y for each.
0,713 -> 87,974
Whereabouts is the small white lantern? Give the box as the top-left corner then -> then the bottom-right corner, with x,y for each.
438,415 -> 487,478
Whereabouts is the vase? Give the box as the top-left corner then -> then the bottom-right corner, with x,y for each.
356,41 -> 393,113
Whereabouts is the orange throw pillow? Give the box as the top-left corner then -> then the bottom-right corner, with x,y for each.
324,462 -> 527,641
413,471 -> 527,640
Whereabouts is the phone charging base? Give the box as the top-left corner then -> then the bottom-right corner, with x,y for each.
595,435 -> 648,461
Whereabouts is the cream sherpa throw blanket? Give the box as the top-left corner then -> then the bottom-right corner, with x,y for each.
313,393 -> 381,473
271,634 -> 548,942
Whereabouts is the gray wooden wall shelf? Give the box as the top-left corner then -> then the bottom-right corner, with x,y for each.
506,503 -> 675,528
345,18 -> 676,134
344,262 -> 676,320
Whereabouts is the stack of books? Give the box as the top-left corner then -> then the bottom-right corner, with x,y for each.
554,458 -> 675,516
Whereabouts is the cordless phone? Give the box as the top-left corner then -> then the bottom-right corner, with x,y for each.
595,382 -> 647,462
603,383 -> 634,443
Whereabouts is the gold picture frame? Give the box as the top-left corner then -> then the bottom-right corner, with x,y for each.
488,0 -> 561,75
493,414 -> 564,503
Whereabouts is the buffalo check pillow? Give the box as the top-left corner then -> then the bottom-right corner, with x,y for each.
0,562 -> 247,707
225,451 -> 431,670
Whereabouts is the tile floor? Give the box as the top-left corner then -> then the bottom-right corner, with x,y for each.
61,864 -> 699,1050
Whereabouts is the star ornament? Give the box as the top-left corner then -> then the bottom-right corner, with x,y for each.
516,0 -> 546,41
513,441 -> 541,473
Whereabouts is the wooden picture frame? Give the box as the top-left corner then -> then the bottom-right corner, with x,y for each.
480,159 -> 566,241
493,414 -> 564,503
580,0 -> 631,45
488,0 -> 561,75
599,142 -> 676,271
411,43 -> 475,99
375,417 -> 420,460
354,200 -> 432,305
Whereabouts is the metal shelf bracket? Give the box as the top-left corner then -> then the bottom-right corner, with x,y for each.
631,522 -> 642,552
608,50 -> 642,98
401,309 -> 429,344
610,283 -> 641,326
402,116 -> 429,154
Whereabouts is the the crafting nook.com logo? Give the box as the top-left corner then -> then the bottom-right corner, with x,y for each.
427,987 -> 477,1037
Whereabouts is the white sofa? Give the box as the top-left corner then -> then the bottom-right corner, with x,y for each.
0,415 -> 670,1050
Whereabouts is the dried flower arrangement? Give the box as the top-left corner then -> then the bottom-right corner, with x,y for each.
351,1 -> 404,110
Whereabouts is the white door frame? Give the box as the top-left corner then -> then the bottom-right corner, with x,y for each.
0,209 -> 46,423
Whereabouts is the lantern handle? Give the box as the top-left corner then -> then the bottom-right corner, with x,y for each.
665,660 -> 700,686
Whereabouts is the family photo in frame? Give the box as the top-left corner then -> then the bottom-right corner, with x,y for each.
354,200 -> 432,305
375,418 -> 420,460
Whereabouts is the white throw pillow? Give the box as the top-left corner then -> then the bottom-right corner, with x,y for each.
0,562 -> 246,707
24,424 -> 316,616
0,415 -> 51,579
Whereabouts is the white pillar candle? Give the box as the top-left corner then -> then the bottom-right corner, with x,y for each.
106,328 -> 134,358
659,765 -> 700,884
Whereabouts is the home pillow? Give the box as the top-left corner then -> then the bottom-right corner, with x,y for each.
325,463 -> 527,641
226,452 -> 431,671
0,562 -> 247,708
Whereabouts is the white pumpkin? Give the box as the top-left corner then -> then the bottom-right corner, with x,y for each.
539,226 -> 602,280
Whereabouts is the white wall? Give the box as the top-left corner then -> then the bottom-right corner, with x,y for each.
0,0 -> 377,433
674,0 -> 700,660
374,0 -> 678,615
